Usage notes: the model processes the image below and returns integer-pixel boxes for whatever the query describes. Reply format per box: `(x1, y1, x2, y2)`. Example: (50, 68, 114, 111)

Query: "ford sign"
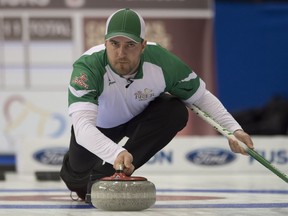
(186, 148, 236, 166)
(33, 147, 68, 165)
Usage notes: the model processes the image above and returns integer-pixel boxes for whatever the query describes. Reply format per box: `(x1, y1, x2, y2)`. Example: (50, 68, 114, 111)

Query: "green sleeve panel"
(68, 51, 106, 106)
(143, 44, 201, 100)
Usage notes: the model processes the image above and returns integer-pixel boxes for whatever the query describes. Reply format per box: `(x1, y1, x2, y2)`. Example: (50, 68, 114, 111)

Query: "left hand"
(228, 129, 254, 155)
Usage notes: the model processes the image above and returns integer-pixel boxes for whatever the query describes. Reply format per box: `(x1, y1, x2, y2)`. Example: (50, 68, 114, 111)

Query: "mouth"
(117, 59, 129, 63)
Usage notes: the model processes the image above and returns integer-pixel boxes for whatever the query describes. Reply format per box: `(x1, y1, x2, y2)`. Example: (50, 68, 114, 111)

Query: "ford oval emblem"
(33, 147, 68, 165)
(186, 148, 236, 166)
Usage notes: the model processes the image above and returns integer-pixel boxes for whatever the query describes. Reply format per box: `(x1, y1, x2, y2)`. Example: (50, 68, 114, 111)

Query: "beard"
(113, 59, 139, 76)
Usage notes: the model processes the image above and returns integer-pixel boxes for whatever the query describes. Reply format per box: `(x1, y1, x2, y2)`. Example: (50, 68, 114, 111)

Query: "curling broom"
(191, 104, 288, 183)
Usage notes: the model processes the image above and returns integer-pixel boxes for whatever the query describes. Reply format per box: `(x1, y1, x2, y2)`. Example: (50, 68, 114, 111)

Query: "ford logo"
(186, 148, 236, 166)
(33, 147, 68, 165)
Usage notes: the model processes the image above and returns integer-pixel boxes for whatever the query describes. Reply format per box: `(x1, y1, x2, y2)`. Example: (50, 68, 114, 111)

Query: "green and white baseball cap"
(105, 8, 145, 43)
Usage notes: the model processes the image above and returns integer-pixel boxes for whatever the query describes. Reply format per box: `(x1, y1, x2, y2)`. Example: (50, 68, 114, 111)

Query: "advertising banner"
(15, 136, 288, 178)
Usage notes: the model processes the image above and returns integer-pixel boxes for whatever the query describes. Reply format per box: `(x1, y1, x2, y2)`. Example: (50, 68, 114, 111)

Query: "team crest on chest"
(135, 88, 154, 101)
(72, 73, 89, 89)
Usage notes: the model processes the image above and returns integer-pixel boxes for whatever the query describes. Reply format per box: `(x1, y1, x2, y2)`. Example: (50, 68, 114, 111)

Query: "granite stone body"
(91, 174, 156, 211)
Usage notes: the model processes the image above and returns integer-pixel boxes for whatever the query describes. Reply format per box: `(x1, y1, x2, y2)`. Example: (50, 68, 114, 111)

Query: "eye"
(110, 40, 119, 47)
(127, 42, 136, 48)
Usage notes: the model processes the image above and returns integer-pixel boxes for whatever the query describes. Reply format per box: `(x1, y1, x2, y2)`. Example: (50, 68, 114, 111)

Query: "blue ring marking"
(0, 203, 288, 209)
(0, 189, 288, 194)
(157, 189, 288, 194)
(0, 205, 93, 209)
(1, 188, 288, 194)
(0, 189, 69, 193)
(154, 203, 288, 208)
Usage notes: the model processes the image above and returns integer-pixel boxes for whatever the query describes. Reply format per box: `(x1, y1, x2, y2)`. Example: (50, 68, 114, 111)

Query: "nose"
(118, 45, 126, 57)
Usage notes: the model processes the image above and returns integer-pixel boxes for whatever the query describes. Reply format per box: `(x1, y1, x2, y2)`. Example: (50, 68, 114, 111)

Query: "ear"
(141, 40, 147, 53)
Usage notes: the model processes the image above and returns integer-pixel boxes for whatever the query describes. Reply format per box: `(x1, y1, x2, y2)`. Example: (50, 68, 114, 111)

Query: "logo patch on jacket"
(135, 88, 154, 101)
(72, 73, 89, 89)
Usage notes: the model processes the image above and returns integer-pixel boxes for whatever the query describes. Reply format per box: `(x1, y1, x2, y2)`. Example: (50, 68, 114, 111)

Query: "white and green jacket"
(69, 42, 205, 127)
(68, 42, 241, 164)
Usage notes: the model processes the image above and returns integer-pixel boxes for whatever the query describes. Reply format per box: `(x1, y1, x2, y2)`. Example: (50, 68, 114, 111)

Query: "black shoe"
(60, 153, 90, 201)
(85, 173, 107, 203)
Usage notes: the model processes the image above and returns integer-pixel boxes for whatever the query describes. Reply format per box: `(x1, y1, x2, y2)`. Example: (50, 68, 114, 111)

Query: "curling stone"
(91, 165, 156, 211)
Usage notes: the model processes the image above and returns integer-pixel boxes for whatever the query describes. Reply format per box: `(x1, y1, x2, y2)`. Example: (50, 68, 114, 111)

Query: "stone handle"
(117, 163, 124, 172)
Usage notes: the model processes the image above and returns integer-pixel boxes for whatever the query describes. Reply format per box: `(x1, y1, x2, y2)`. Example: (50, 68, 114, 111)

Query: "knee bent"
(167, 98, 189, 128)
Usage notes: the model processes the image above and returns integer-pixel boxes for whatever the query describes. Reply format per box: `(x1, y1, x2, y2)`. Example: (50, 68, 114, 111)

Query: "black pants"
(60, 94, 188, 198)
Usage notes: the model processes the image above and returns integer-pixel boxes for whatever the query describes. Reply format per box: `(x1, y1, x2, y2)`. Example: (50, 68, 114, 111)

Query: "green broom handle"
(191, 104, 288, 183)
